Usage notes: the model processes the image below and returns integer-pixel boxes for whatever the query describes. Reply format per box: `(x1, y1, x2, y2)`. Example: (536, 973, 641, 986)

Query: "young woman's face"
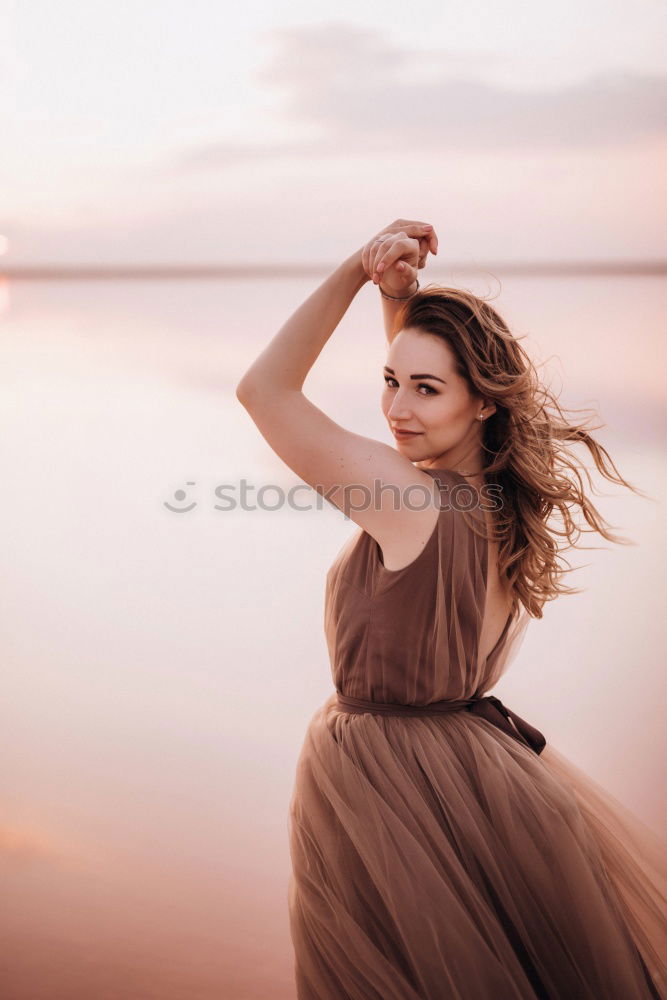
(381, 327, 491, 467)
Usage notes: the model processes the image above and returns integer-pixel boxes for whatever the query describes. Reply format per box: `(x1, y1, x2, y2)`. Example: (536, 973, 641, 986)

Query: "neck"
(417, 445, 485, 479)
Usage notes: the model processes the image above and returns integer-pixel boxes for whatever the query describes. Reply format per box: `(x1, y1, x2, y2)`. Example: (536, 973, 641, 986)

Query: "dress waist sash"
(335, 692, 546, 756)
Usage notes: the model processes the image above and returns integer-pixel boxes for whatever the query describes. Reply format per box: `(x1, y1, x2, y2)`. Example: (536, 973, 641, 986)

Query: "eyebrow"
(383, 366, 447, 385)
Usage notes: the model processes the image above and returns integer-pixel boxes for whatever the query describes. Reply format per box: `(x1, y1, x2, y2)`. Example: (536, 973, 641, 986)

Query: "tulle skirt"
(287, 692, 667, 999)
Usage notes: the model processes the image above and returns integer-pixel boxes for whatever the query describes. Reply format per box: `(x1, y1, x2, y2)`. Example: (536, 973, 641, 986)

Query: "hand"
(361, 219, 438, 297)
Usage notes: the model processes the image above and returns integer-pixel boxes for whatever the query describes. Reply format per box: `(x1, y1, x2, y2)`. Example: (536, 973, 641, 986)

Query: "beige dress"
(288, 467, 667, 998)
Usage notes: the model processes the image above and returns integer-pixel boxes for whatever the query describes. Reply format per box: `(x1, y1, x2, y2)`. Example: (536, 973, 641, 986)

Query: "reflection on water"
(1, 273, 665, 998)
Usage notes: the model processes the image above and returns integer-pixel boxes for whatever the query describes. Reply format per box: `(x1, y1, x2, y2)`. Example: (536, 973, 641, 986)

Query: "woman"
(236, 219, 666, 998)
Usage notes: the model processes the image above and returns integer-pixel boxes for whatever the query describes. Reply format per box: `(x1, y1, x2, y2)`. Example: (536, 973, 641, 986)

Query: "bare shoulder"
(236, 385, 442, 545)
(372, 465, 446, 571)
(363, 461, 444, 569)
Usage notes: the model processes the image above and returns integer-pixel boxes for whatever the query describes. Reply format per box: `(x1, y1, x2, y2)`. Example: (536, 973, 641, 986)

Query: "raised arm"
(380, 280, 419, 343)
(234, 221, 441, 544)
(362, 224, 438, 342)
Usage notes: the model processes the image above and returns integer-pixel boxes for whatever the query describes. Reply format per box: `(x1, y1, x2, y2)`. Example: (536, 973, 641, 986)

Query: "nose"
(387, 392, 413, 420)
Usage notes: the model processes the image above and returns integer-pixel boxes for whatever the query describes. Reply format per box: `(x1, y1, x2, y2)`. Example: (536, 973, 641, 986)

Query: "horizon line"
(1, 259, 666, 280)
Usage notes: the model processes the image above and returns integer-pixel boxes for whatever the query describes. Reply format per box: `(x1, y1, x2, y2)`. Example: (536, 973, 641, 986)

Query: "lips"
(392, 428, 421, 436)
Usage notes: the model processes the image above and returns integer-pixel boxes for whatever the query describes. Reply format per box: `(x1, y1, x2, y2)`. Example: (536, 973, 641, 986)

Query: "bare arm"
(233, 224, 441, 542)
(380, 278, 419, 343)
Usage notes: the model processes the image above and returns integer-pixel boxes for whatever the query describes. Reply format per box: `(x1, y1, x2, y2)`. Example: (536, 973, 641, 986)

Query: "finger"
(413, 225, 437, 255)
(369, 241, 382, 278)
(364, 240, 380, 276)
(376, 237, 415, 270)
(370, 238, 386, 274)
(401, 222, 434, 241)
(403, 221, 438, 255)
(363, 236, 389, 277)
(371, 235, 396, 279)
(410, 234, 433, 269)
(396, 261, 418, 281)
(376, 238, 419, 274)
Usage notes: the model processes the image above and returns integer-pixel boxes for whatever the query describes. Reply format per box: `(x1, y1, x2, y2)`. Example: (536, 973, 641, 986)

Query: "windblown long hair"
(393, 285, 647, 619)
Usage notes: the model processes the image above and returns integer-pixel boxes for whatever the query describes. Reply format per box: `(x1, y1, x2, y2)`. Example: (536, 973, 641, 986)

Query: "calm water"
(0, 272, 665, 998)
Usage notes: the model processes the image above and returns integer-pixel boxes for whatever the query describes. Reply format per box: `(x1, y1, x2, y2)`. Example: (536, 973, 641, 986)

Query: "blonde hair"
(394, 284, 648, 619)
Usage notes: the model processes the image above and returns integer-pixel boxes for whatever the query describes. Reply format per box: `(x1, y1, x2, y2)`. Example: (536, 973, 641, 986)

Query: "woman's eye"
(383, 376, 436, 396)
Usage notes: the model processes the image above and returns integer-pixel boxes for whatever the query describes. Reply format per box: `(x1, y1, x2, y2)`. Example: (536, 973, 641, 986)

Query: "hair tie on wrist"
(379, 279, 420, 301)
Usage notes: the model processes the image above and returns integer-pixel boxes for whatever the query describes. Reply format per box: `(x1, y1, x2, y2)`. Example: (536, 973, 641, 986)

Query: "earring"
(478, 414, 485, 421)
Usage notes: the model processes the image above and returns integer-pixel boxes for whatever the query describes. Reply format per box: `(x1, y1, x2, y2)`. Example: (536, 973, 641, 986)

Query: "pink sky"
(2, 7, 666, 265)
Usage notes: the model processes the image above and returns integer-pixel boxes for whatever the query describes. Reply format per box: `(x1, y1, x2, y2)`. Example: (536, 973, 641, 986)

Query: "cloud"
(179, 23, 667, 169)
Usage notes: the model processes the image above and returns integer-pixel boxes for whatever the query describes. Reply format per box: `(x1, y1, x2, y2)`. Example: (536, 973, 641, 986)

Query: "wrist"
(342, 248, 371, 290)
(379, 278, 419, 300)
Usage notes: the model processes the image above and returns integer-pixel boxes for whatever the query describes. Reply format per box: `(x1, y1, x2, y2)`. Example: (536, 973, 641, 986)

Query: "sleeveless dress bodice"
(324, 467, 526, 706)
